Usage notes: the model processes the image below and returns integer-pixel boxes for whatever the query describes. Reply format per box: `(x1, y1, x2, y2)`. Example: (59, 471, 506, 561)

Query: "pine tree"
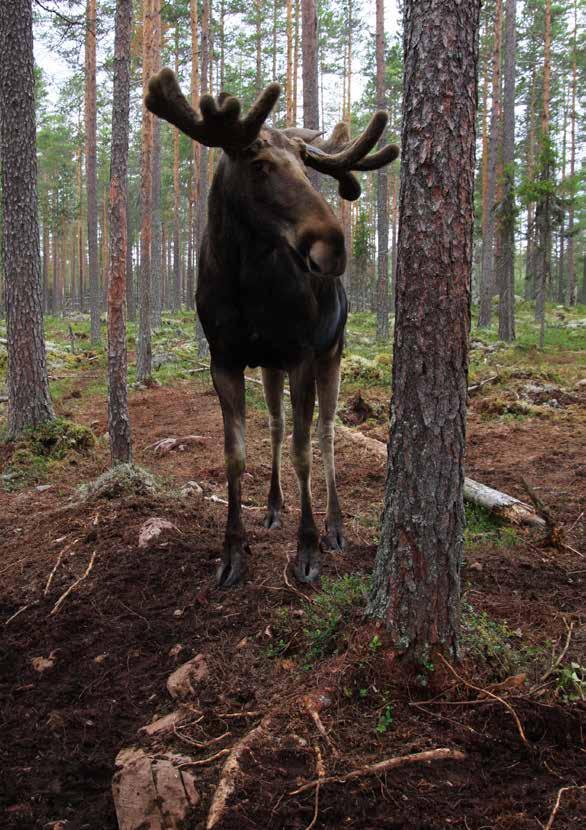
(368, 0, 481, 660)
(0, 0, 55, 437)
(107, 0, 133, 464)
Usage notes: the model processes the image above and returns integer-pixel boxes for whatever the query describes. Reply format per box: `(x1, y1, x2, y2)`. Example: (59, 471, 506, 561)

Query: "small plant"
(461, 599, 539, 680)
(555, 662, 585, 702)
(303, 573, 370, 665)
(375, 705, 394, 734)
(265, 639, 289, 659)
(369, 634, 382, 653)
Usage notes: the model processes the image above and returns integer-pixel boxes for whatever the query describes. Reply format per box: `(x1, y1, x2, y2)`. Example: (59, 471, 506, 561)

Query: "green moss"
(79, 463, 160, 500)
(303, 573, 370, 664)
(464, 503, 518, 548)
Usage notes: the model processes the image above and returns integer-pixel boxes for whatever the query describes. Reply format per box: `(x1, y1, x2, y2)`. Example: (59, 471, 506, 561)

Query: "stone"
(112, 747, 199, 830)
(167, 654, 209, 700)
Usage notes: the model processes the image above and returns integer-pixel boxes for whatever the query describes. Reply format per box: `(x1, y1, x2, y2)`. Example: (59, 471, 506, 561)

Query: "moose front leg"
(316, 350, 345, 551)
(261, 368, 286, 529)
(211, 362, 249, 587)
(288, 363, 320, 583)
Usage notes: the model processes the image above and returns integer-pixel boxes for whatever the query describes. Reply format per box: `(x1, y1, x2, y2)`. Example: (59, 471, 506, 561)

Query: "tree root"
(289, 747, 467, 795)
(544, 785, 586, 830)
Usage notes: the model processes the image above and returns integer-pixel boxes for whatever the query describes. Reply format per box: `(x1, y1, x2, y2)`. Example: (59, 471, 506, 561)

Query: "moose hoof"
(321, 524, 346, 552)
(263, 509, 283, 530)
(216, 543, 250, 588)
(293, 550, 320, 584)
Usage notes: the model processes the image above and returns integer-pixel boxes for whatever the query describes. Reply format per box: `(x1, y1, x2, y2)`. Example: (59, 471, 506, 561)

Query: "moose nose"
(307, 239, 347, 277)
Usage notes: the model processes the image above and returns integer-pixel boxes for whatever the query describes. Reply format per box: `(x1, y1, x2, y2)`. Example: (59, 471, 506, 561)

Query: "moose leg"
(316, 350, 346, 551)
(211, 362, 249, 587)
(261, 367, 285, 529)
(288, 363, 320, 583)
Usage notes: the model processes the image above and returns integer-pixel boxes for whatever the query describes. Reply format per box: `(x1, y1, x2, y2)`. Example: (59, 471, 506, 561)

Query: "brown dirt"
(1, 380, 584, 829)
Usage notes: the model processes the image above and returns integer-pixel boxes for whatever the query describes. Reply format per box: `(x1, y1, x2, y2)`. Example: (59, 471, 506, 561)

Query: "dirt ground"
(1, 377, 584, 829)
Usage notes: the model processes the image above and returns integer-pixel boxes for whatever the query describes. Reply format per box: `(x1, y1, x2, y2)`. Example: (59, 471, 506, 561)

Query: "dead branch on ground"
(544, 785, 586, 830)
(289, 747, 466, 795)
(50, 551, 96, 616)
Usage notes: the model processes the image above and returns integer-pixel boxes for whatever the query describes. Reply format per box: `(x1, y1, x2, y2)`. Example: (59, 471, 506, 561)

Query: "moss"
(341, 355, 385, 385)
(24, 417, 95, 458)
(2, 448, 49, 490)
(79, 463, 161, 500)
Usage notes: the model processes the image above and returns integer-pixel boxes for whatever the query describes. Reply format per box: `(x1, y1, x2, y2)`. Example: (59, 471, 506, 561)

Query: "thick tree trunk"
(301, 0, 319, 187)
(151, 0, 162, 328)
(367, 0, 480, 661)
(196, 0, 210, 358)
(137, 0, 153, 382)
(478, 0, 502, 329)
(497, 0, 516, 342)
(566, 1, 577, 306)
(375, 0, 389, 342)
(0, 0, 54, 437)
(534, 0, 552, 346)
(85, 0, 100, 344)
(107, 0, 133, 465)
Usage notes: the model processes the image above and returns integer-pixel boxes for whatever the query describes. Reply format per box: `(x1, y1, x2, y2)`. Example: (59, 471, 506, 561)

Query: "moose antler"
(302, 113, 399, 201)
(145, 68, 280, 154)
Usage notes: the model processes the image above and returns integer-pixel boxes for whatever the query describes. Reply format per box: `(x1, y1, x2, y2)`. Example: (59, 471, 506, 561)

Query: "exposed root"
(206, 718, 271, 829)
(544, 785, 586, 830)
(178, 748, 231, 768)
(290, 747, 467, 795)
(305, 746, 326, 830)
(49, 551, 96, 616)
(437, 655, 530, 750)
(44, 538, 79, 595)
(303, 690, 339, 757)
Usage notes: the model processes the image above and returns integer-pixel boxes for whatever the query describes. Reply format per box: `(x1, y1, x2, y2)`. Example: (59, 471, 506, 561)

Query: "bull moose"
(145, 70, 398, 586)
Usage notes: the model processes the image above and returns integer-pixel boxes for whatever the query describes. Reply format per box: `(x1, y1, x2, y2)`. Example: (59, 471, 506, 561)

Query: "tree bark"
(367, 0, 480, 661)
(137, 0, 153, 382)
(478, 0, 502, 328)
(107, 0, 133, 465)
(301, 0, 319, 187)
(566, 0, 577, 306)
(196, 0, 211, 358)
(85, 0, 100, 344)
(375, 0, 389, 342)
(0, 0, 54, 437)
(497, 0, 516, 342)
(534, 0, 552, 346)
(151, 0, 162, 328)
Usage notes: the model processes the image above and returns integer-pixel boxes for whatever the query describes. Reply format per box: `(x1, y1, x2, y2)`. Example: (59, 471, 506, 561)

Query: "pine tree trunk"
(137, 0, 153, 382)
(375, 0, 389, 342)
(286, 0, 294, 125)
(0, 0, 54, 437)
(196, 0, 211, 358)
(478, 0, 502, 328)
(566, 0, 577, 306)
(497, 0, 516, 342)
(557, 83, 568, 305)
(255, 0, 262, 95)
(524, 67, 537, 301)
(125, 202, 135, 321)
(534, 0, 551, 345)
(190, 0, 201, 311)
(301, 0, 319, 187)
(107, 0, 133, 465)
(367, 0, 480, 661)
(151, 0, 162, 328)
(85, 0, 100, 344)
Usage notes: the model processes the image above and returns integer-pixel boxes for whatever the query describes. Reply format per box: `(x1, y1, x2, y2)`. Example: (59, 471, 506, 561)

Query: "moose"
(146, 69, 398, 587)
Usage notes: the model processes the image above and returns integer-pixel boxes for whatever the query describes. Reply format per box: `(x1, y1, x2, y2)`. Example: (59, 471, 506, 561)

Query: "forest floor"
(0, 303, 585, 829)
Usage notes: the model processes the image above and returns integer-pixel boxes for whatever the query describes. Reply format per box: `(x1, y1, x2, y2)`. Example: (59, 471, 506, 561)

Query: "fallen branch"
(4, 601, 38, 626)
(544, 785, 586, 830)
(50, 551, 96, 616)
(337, 425, 546, 529)
(290, 747, 466, 795)
(467, 375, 499, 396)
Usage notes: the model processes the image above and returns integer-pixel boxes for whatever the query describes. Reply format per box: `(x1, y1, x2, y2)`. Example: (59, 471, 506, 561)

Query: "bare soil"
(1, 379, 584, 829)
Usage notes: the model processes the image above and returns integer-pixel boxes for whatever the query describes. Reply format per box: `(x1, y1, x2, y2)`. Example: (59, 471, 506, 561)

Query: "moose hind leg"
(316, 350, 345, 551)
(261, 368, 286, 529)
(211, 363, 249, 587)
(289, 363, 320, 583)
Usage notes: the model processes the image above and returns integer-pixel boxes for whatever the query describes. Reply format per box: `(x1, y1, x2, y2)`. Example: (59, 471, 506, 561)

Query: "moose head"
(145, 68, 399, 278)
